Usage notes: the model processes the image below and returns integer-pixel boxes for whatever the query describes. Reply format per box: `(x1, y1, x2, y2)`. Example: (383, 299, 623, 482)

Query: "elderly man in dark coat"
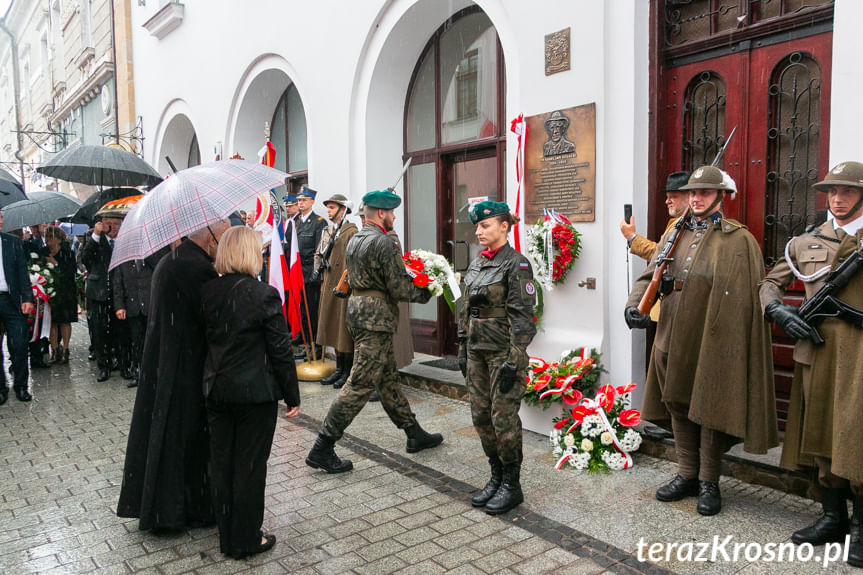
(116, 221, 230, 532)
(624, 166, 778, 516)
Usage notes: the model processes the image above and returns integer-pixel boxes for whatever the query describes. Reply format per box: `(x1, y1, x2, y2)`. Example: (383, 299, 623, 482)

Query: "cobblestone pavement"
(0, 324, 858, 574)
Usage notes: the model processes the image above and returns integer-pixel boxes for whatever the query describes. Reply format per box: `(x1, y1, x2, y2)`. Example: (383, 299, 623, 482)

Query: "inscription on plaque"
(524, 103, 596, 223)
(545, 28, 571, 75)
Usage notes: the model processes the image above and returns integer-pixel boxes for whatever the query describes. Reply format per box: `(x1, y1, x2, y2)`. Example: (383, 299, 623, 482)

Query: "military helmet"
(679, 165, 735, 191)
(544, 110, 570, 130)
(323, 193, 353, 214)
(813, 162, 863, 191)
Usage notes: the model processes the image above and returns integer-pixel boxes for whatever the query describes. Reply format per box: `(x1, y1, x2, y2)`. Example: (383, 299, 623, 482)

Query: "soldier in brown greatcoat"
(759, 161, 863, 568)
(624, 166, 778, 516)
(314, 194, 358, 389)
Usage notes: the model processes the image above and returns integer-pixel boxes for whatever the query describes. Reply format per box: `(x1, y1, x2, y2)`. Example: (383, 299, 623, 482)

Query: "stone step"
(399, 358, 819, 501)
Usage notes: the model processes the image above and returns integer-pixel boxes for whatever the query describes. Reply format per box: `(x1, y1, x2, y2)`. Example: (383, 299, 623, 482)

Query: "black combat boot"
(484, 464, 523, 515)
(333, 354, 353, 390)
(655, 474, 699, 502)
(697, 481, 722, 516)
(471, 458, 503, 507)
(321, 354, 343, 386)
(305, 435, 353, 474)
(792, 487, 850, 545)
(846, 496, 862, 568)
(404, 422, 443, 453)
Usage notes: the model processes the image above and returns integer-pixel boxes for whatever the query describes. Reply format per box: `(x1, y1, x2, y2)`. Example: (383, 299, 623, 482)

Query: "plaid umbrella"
(109, 160, 289, 270)
(36, 145, 163, 188)
(1, 191, 83, 231)
(0, 166, 28, 208)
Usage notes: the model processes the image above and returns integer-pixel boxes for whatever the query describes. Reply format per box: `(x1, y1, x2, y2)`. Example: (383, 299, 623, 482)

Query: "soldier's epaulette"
(719, 218, 747, 232)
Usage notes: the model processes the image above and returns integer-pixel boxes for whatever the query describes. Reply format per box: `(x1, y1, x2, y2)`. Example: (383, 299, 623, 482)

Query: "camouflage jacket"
(346, 222, 431, 333)
(458, 243, 537, 367)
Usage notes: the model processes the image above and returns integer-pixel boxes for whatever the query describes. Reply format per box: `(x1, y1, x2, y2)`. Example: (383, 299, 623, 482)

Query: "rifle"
(637, 209, 690, 315)
(333, 269, 350, 299)
(797, 243, 863, 345)
(313, 209, 347, 280)
(711, 126, 737, 167)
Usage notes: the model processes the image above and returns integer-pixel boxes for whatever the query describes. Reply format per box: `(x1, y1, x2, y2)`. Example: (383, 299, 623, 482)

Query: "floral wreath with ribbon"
(525, 209, 581, 291)
(549, 383, 643, 472)
(523, 347, 603, 409)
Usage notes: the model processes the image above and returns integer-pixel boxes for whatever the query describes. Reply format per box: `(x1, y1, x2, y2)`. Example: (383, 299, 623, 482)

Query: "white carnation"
(571, 452, 591, 470)
(601, 451, 627, 471)
(619, 429, 642, 452)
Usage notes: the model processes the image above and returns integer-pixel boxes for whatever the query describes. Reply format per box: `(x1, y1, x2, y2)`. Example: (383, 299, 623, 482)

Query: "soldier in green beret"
(624, 166, 778, 516)
(759, 161, 863, 567)
(459, 201, 537, 515)
(305, 189, 444, 473)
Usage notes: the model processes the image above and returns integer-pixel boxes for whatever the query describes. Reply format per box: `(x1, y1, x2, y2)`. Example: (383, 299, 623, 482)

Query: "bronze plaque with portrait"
(524, 103, 596, 223)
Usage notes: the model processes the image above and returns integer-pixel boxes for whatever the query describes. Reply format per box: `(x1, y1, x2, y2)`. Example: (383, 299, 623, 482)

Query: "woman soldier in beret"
(459, 201, 537, 515)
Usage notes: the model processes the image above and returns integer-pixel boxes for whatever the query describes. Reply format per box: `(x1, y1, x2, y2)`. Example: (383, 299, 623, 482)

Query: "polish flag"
(268, 214, 289, 316)
(284, 222, 304, 337)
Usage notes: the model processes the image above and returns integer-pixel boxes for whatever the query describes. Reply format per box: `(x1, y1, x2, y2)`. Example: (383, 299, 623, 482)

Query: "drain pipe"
(0, 16, 26, 187)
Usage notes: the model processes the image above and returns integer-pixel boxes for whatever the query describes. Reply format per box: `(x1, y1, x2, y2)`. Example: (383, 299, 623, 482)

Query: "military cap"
(813, 161, 863, 191)
(362, 189, 401, 210)
(296, 185, 318, 199)
(664, 171, 691, 192)
(469, 200, 511, 224)
(545, 110, 570, 130)
(323, 193, 353, 214)
(679, 165, 734, 191)
(283, 194, 298, 206)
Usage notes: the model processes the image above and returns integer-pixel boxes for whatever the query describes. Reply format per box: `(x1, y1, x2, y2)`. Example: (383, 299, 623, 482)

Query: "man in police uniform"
(759, 161, 863, 568)
(624, 166, 777, 516)
(294, 186, 327, 359)
(281, 194, 298, 257)
(305, 189, 444, 473)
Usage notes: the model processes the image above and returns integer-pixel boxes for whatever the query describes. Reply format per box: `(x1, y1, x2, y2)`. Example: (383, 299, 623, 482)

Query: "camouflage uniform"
(458, 243, 536, 465)
(319, 222, 431, 441)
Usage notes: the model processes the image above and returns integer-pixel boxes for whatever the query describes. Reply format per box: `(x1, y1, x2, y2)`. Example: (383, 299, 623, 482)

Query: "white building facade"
(131, 0, 859, 416)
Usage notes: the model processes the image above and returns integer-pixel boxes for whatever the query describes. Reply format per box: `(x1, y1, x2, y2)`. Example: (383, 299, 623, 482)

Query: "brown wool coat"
(760, 225, 863, 483)
(627, 217, 778, 454)
(316, 221, 358, 353)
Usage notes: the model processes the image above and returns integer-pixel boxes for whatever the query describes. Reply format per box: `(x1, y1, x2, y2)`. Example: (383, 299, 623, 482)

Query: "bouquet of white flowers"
(403, 249, 462, 312)
(29, 259, 56, 300)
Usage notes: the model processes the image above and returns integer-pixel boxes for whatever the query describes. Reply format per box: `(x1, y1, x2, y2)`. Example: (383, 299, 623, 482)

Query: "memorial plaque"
(524, 103, 596, 223)
(545, 28, 571, 75)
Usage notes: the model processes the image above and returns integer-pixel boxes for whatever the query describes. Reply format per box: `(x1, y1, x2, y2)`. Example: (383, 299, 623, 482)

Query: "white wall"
(828, 0, 862, 166)
(132, 0, 649, 384)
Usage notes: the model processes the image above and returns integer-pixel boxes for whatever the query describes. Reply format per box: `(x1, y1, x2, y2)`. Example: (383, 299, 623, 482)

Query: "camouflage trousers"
(466, 348, 526, 466)
(320, 327, 416, 442)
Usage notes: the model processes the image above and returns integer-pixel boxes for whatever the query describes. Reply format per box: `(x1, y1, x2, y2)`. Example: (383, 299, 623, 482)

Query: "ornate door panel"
(654, 0, 834, 428)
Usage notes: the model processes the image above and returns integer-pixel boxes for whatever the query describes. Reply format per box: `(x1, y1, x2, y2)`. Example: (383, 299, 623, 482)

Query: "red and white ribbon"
(563, 393, 633, 470)
(510, 115, 527, 252)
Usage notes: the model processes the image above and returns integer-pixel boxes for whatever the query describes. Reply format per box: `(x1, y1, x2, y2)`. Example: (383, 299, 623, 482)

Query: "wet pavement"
(0, 322, 858, 574)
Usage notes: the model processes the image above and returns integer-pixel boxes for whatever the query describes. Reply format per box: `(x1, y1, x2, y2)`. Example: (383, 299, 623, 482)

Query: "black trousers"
(207, 400, 278, 556)
(89, 301, 126, 369)
(122, 315, 147, 375)
(0, 294, 30, 391)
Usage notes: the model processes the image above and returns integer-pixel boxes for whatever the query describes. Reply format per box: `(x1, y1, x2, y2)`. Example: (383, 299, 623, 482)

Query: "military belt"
(469, 307, 507, 319)
(352, 288, 389, 300)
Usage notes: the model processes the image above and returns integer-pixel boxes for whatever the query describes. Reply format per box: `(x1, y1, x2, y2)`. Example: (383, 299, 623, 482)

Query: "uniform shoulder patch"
(721, 218, 747, 232)
(519, 262, 530, 270)
(520, 278, 536, 304)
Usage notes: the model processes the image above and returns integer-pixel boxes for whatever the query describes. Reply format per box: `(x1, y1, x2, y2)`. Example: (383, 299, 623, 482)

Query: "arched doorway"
(157, 113, 200, 175)
(404, 7, 506, 356)
(270, 83, 308, 193)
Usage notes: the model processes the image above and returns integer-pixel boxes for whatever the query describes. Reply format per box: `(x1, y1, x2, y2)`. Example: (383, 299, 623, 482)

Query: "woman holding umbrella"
(43, 226, 78, 363)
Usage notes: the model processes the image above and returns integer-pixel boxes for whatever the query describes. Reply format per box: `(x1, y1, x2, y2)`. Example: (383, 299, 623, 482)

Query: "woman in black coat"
(201, 226, 300, 559)
(44, 226, 78, 363)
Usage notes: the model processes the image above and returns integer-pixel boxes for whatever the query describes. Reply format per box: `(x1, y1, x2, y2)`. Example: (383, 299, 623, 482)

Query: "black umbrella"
(71, 187, 142, 224)
(1, 191, 83, 231)
(0, 166, 28, 208)
(36, 145, 163, 188)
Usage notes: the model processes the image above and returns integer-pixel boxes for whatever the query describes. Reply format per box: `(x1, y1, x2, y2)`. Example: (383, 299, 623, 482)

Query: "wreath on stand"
(526, 210, 582, 292)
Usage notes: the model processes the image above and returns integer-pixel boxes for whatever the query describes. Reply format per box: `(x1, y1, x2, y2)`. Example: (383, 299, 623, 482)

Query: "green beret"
(362, 190, 401, 210)
(469, 201, 511, 224)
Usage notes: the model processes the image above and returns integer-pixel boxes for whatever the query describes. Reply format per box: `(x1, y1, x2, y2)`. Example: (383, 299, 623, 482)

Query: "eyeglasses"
(207, 226, 219, 246)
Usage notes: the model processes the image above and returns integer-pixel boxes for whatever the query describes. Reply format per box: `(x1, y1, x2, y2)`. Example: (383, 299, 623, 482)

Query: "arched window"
(271, 83, 308, 192)
(681, 71, 726, 169)
(403, 7, 505, 355)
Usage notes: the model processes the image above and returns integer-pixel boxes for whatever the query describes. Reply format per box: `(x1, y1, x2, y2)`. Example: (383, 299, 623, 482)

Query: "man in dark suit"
(0, 211, 35, 405)
(294, 186, 327, 360)
(81, 216, 123, 382)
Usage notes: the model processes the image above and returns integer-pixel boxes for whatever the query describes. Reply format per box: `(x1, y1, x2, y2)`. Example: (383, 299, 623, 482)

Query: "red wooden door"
(659, 27, 833, 428)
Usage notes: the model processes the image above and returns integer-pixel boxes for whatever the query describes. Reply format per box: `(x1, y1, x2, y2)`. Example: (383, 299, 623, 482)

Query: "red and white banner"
(285, 223, 304, 337)
(510, 114, 527, 252)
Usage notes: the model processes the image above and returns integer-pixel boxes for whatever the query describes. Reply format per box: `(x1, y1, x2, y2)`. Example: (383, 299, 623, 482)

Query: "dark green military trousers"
(467, 348, 525, 466)
(320, 327, 416, 441)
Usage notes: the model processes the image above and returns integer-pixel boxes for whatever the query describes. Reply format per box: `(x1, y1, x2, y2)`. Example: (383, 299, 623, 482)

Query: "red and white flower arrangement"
(549, 383, 643, 472)
(523, 347, 603, 409)
(525, 209, 581, 290)
(403, 249, 462, 311)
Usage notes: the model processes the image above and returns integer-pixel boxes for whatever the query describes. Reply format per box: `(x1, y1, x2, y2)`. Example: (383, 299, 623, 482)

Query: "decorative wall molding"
(142, 2, 184, 40)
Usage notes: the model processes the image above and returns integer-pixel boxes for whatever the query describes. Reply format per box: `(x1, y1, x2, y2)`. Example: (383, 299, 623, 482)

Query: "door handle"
(455, 240, 469, 272)
(445, 240, 455, 262)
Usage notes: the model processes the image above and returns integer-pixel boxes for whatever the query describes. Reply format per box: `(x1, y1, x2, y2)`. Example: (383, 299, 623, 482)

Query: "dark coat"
(80, 234, 113, 302)
(296, 211, 326, 280)
(116, 240, 217, 530)
(111, 248, 168, 318)
(201, 274, 300, 406)
(1, 232, 34, 306)
(48, 243, 78, 323)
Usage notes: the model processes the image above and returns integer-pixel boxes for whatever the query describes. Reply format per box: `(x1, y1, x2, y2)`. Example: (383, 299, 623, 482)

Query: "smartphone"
(624, 203, 633, 224)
